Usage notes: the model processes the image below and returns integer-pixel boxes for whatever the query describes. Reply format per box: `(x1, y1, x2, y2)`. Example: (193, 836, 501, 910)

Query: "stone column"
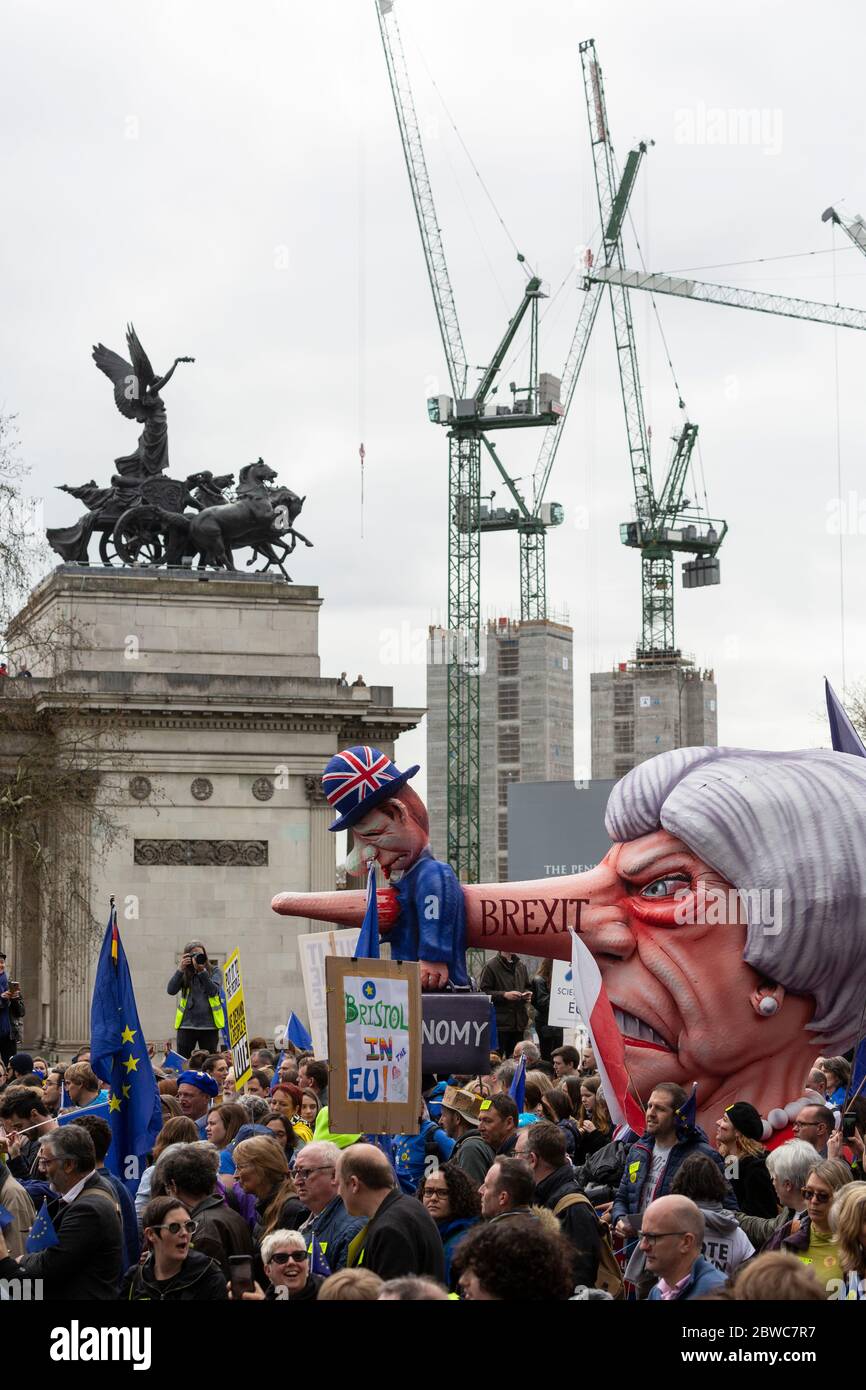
(304, 776, 334, 896)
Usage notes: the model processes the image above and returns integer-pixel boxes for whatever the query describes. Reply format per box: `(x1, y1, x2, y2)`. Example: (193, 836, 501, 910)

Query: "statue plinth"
(11, 565, 323, 679)
(1, 566, 424, 1052)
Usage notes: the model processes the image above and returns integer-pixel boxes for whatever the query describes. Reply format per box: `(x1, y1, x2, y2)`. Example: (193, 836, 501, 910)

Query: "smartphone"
(843, 1111, 857, 1140)
(228, 1254, 255, 1297)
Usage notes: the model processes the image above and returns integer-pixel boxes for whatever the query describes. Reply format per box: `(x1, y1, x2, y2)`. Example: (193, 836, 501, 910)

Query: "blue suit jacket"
(390, 850, 470, 986)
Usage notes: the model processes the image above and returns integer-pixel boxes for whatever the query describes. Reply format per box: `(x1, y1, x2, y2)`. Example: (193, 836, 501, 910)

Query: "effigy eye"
(639, 874, 691, 899)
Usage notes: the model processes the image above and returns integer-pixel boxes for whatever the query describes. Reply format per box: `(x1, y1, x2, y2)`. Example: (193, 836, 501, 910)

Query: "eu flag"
(90, 901, 162, 1195)
(25, 1198, 60, 1253)
(675, 1082, 699, 1139)
(509, 1054, 526, 1112)
(287, 1012, 313, 1052)
(310, 1238, 332, 1278)
(355, 865, 380, 959)
(270, 1013, 314, 1093)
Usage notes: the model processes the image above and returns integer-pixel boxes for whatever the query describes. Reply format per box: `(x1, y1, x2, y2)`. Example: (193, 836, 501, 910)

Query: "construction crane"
(376, 0, 568, 880)
(578, 38, 726, 662)
(822, 205, 866, 257)
(375, 5, 649, 875)
(587, 266, 866, 332)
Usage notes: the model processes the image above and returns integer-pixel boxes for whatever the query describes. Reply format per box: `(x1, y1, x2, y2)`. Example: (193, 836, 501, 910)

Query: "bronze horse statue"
(159, 460, 312, 577)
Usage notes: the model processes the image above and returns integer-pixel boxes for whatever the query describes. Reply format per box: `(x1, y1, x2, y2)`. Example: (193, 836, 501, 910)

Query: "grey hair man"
(294, 1141, 364, 1271)
(737, 1139, 821, 1250)
(0, 1125, 122, 1299)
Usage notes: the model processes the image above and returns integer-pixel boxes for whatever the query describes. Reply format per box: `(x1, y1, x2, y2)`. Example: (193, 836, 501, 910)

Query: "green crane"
(588, 266, 866, 332)
(579, 38, 727, 663)
(822, 205, 866, 258)
(375, 0, 565, 880)
(375, 9, 650, 872)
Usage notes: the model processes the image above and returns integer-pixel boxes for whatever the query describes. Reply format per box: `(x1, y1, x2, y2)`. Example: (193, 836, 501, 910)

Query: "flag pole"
(846, 1072, 866, 1110)
(842, 993, 866, 1111)
(622, 1059, 646, 1119)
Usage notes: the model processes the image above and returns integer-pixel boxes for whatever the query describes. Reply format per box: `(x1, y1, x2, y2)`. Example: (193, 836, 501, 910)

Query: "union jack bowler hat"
(322, 745, 420, 832)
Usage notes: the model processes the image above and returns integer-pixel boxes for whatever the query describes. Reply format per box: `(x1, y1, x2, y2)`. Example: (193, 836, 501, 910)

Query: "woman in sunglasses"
(235, 1228, 325, 1301)
(764, 1158, 854, 1294)
(123, 1196, 228, 1300)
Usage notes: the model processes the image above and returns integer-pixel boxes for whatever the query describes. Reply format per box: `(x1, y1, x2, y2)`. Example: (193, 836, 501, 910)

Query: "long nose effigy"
(461, 870, 610, 957)
(271, 866, 610, 960)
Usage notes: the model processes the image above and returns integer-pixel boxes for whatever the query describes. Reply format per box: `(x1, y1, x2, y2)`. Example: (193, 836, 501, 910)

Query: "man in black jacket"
(339, 1143, 445, 1283)
(155, 1143, 254, 1276)
(516, 1121, 602, 1287)
(0, 1125, 122, 1299)
(479, 952, 531, 1059)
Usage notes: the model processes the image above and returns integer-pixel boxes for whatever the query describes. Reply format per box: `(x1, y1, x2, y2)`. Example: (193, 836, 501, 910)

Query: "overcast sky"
(2, 0, 865, 794)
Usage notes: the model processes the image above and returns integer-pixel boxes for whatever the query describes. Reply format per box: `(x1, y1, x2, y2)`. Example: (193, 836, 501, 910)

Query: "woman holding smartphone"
(166, 941, 224, 1058)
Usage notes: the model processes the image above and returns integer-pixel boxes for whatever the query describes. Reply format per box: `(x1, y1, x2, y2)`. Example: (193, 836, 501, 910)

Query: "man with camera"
(0, 952, 25, 1067)
(166, 940, 225, 1058)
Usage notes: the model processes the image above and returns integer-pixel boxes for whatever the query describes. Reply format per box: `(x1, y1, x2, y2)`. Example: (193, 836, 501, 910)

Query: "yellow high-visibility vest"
(174, 988, 225, 1032)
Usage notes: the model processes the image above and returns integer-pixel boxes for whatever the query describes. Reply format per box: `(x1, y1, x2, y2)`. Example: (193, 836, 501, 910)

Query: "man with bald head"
(337, 1143, 445, 1283)
(642, 1195, 727, 1300)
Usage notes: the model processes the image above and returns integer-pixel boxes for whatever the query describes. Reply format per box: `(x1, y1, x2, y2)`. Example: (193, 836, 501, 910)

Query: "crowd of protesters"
(0, 948, 865, 1301)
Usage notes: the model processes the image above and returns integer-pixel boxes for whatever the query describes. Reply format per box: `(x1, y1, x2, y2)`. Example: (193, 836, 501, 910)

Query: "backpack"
(575, 1137, 628, 1201)
(553, 1192, 625, 1300)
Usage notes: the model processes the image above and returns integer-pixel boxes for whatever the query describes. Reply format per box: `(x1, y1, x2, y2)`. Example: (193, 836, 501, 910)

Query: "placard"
(549, 958, 579, 1029)
(224, 948, 252, 1090)
(299, 927, 360, 1059)
(421, 993, 491, 1073)
(326, 955, 421, 1135)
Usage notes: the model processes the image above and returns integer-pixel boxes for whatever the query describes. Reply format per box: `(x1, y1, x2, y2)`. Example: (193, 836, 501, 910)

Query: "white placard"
(342, 973, 411, 1104)
(549, 958, 579, 1029)
(298, 927, 360, 1058)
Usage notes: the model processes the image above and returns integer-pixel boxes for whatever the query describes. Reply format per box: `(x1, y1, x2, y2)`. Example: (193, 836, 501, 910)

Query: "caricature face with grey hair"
(456, 746, 866, 1130)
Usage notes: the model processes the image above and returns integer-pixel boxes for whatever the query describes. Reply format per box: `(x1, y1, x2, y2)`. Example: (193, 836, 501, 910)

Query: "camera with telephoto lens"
(193, 952, 207, 966)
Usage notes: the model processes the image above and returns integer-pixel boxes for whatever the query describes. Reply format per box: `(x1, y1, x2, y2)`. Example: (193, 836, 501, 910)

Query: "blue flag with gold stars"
(25, 1198, 60, 1253)
(90, 901, 162, 1195)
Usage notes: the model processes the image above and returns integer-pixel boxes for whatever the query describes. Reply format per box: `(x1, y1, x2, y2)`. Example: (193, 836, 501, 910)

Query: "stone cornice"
(0, 686, 425, 739)
(0, 703, 423, 742)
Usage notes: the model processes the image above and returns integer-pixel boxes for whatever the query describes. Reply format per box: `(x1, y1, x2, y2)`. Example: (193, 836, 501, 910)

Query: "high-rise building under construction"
(591, 658, 717, 780)
(427, 618, 573, 882)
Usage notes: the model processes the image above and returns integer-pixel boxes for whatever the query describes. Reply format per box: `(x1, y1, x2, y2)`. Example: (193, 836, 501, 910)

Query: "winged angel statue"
(92, 324, 195, 478)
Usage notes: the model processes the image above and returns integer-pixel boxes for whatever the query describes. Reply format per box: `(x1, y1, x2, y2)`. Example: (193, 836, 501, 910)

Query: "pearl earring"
(758, 995, 779, 1017)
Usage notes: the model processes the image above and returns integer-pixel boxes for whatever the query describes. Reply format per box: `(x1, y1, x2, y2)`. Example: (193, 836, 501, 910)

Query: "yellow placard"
(224, 948, 252, 1090)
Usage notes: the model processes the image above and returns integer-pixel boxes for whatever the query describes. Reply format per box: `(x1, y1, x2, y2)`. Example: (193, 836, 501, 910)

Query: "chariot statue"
(46, 325, 312, 577)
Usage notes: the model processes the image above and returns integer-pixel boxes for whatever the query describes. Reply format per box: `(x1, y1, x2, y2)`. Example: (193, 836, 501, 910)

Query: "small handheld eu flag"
(310, 1238, 332, 1278)
(509, 1054, 526, 1112)
(25, 1198, 60, 1253)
